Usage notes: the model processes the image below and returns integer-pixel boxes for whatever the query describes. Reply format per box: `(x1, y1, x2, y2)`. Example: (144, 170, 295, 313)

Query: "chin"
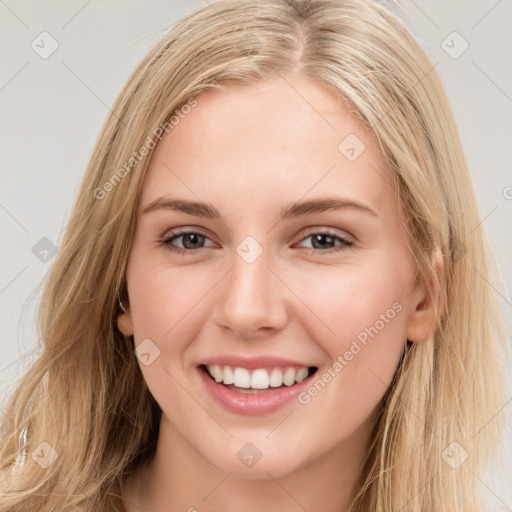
(204, 446, 307, 479)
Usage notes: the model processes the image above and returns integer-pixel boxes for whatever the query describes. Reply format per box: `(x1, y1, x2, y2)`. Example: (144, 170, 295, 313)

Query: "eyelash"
(159, 229, 354, 256)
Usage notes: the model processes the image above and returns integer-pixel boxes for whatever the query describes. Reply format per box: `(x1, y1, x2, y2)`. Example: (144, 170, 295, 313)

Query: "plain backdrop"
(1, 0, 511, 508)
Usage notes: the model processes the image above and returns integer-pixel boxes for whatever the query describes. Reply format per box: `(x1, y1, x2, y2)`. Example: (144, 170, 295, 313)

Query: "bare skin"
(118, 74, 437, 512)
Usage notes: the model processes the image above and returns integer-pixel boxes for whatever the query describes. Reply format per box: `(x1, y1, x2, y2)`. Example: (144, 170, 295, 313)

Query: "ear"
(117, 299, 134, 336)
(406, 248, 445, 343)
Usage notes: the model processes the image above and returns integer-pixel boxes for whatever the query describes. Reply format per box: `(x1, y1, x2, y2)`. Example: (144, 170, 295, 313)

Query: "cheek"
(295, 260, 407, 340)
(127, 254, 213, 339)
(294, 262, 408, 402)
(125, 259, 213, 408)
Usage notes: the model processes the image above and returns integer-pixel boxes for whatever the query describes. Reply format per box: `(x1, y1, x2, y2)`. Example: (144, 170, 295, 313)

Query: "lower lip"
(198, 365, 317, 416)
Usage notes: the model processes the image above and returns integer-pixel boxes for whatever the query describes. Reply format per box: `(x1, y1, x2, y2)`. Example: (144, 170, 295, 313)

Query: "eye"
(159, 228, 354, 256)
(296, 230, 353, 254)
(159, 230, 216, 255)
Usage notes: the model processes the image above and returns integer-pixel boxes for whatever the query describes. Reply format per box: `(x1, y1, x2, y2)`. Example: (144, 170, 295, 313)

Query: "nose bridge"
(213, 237, 287, 336)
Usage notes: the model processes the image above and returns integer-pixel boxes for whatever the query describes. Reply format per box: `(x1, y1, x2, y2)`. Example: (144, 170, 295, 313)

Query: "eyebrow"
(141, 196, 378, 220)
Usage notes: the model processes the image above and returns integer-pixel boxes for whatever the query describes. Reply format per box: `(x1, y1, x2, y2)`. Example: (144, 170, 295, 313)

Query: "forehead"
(141, 76, 394, 218)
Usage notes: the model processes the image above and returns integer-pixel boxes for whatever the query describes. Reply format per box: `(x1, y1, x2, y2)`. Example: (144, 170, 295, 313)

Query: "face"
(117, 74, 435, 479)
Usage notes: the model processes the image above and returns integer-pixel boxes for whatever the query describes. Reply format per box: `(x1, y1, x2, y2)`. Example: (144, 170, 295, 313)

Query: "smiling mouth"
(199, 364, 318, 393)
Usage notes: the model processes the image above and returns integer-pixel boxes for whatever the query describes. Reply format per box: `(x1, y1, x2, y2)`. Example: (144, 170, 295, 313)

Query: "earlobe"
(406, 248, 445, 343)
(117, 301, 134, 336)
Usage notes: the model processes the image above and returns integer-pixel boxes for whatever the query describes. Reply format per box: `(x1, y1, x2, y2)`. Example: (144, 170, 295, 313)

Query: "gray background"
(1, 0, 511, 508)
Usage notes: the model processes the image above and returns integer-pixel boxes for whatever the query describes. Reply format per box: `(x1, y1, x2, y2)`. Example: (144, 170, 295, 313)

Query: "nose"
(212, 248, 289, 339)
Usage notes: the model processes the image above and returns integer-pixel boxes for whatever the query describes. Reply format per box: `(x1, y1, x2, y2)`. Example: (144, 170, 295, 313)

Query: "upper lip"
(200, 355, 317, 370)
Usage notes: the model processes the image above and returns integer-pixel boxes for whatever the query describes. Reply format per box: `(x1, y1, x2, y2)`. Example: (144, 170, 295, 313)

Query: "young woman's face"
(118, 75, 433, 478)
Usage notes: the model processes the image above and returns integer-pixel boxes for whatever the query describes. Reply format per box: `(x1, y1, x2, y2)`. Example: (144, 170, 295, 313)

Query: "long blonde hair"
(0, 0, 507, 510)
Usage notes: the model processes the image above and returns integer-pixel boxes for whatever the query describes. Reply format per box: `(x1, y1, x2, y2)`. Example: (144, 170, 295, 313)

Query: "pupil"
(184, 233, 203, 249)
(312, 234, 334, 249)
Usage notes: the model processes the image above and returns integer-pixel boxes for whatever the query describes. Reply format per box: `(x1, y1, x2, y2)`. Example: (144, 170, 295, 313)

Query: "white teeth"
(222, 365, 234, 385)
(233, 367, 251, 388)
(282, 367, 296, 386)
(269, 368, 283, 387)
(205, 364, 312, 390)
(210, 364, 223, 383)
(295, 367, 309, 383)
(251, 369, 269, 389)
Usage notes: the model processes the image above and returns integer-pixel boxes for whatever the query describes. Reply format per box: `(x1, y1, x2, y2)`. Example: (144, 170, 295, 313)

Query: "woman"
(0, 0, 507, 510)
